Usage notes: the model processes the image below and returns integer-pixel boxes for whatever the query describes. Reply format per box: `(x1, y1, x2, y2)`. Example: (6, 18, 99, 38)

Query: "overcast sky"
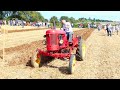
(39, 11, 120, 21)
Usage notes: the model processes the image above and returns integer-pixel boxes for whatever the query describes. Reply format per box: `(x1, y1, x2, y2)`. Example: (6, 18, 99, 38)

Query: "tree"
(89, 17, 91, 21)
(45, 19, 48, 22)
(0, 11, 45, 22)
(60, 16, 70, 22)
(0, 11, 4, 19)
(69, 17, 75, 23)
(75, 19, 79, 23)
(78, 18, 83, 22)
(50, 16, 59, 26)
(50, 16, 60, 26)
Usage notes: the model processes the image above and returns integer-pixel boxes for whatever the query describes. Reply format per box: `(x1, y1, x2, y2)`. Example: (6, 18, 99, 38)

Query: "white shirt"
(115, 25, 119, 30)
(108, 24, 112, 31)
(62, 22, 73, 32)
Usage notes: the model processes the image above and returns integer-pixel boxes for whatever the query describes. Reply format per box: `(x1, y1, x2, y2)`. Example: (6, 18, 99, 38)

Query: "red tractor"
(31, 29, 86, 74)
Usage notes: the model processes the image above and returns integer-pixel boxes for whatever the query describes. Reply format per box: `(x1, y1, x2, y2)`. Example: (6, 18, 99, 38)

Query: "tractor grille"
(50, 34, 57, 45)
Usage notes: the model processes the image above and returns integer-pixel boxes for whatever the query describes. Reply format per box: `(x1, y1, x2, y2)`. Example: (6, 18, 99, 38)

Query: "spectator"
(5, 20, 7, 25)
(39, 21, 41, 27)
(22, 20, 24, 28)
(98, 24, 100, 31)
(45, 22, 47, 27)
(98, 24, 101, 31)
(112, 25, 115, 33)
(115, 25, 119, 35)
(13, 20, 15, 26)
(71, 23, 74, 28)
(15, 19, 18, 26)
(48, 23, 50, 28)
(10, 20, 12, 26)
(2, 20, 4, 25)
(106, 24, 112, 36)
(12, 20, 14, 26)
(0, 20, 2, 28)
(88, 23, 90, 29)
(0, 20, 2, 25)
(104, 25, 107, 34)
(81, 24, 83, 28)
(78, 24, 80, 28)
(8, 20, 10, 25)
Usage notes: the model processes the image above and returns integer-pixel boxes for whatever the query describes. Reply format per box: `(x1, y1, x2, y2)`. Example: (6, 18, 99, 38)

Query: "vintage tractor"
(31, 29, 86, 74)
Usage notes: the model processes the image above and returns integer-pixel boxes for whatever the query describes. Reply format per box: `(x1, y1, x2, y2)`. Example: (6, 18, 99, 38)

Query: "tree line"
(0, 11, 113, 27)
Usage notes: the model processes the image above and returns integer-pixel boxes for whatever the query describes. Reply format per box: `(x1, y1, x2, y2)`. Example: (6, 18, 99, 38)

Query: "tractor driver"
(61, 20, 73, 43)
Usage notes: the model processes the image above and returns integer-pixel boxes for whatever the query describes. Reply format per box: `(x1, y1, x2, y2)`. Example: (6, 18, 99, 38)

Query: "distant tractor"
(31, 29, 86, 74)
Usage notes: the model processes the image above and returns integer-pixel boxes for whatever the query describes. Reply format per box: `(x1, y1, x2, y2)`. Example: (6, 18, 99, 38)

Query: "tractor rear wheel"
(68, 54, 76, 74)
(31, 51, 42, 68)
(76, 36, 86, 61)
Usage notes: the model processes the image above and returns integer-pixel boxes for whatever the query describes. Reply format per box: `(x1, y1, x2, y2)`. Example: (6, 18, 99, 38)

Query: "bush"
(73, 23, 79, 28)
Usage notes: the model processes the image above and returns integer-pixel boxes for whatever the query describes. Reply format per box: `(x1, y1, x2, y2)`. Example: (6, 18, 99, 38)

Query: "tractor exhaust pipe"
(53, 21, 56, 30)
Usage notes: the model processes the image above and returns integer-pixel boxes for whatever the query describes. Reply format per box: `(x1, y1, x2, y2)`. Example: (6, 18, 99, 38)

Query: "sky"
(39, 11, 120, 21)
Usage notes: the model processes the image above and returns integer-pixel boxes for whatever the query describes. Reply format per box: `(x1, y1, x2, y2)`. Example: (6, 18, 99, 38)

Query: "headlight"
(59, 40, 64, 44)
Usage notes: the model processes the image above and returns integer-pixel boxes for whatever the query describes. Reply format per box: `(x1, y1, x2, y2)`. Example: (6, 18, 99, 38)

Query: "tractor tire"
(76, 36, 86, 61)
(68, 54, 76, 74)
(31, 51, 42, 68)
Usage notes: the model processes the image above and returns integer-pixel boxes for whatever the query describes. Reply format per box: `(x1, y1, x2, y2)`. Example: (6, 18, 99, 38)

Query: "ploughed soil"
(0, 28, 94, 66)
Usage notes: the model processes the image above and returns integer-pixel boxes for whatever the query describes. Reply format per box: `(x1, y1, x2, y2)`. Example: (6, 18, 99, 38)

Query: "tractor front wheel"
(31, 51, 42, 68)
(68, 54, 76, 74)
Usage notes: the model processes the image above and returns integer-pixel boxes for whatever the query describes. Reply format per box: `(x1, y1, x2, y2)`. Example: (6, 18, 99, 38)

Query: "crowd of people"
(86, 22, 120, 37)
(97, 23, 120, 36)
(0, 19, 50, 28)
(104, 24, 120, 36)
(0, 18, 119, 37)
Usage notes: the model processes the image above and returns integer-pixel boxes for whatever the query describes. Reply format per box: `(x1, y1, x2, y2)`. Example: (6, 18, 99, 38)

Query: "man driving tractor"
(31, 19, 85, 74)
(61, 20, 73, 44)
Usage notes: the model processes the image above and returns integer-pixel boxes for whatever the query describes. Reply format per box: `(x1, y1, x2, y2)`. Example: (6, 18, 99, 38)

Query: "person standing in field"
(4, 20, 6, 25)
(115, 25, 119, 35)
(106, 24, 112, 36)
(71, 23, 74, 28)
(22, 20, 24, 28)
(104, 25, 107, 34)
(48, 23, 50, 28)
(13, 20, 15, 26)
(88, 23, 90, 29)
(98, 24, 101, 31)
(112, 25, 115, 33)
(15, 19, 18, 26)
(0, 20, 2, 28)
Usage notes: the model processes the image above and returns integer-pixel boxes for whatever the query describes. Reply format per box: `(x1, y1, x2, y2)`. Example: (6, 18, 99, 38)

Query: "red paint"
(37, 29, 81, 59)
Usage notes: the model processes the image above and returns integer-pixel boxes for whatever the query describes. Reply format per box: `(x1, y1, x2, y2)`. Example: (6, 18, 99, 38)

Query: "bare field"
(3, 27, 120, 79)
(0, 25, 46, 31)
(0, 27, 88, 65)
(3, 28, 93, 65)
(0, 26, 120, 79)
